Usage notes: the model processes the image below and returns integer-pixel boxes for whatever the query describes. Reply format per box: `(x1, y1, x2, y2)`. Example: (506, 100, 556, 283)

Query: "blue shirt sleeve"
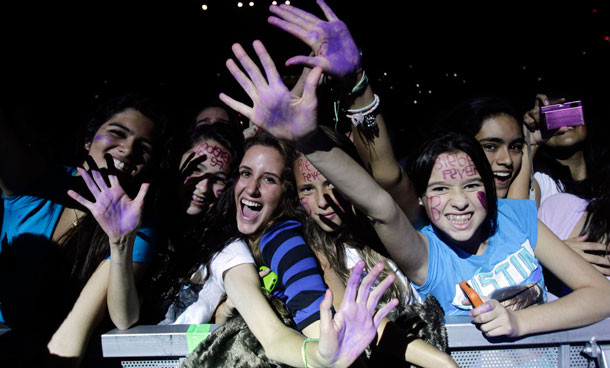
(498, 199, 538, 249)
(260, 220, 327, 331)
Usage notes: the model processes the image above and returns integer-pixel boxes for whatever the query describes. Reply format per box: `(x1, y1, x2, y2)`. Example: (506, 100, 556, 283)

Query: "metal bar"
(446, 316, 610, 348)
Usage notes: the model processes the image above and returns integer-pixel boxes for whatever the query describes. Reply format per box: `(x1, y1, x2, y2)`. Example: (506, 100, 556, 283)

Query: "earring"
(84, 142, 91, 150)
(418, 198, 424, 206)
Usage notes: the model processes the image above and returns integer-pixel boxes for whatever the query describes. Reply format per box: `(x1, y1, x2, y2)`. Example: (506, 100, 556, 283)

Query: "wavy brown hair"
(296, 127, 412, 305)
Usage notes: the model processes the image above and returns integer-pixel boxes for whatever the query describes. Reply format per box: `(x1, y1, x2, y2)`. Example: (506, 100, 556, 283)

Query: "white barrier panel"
(101, 317, 610, 367)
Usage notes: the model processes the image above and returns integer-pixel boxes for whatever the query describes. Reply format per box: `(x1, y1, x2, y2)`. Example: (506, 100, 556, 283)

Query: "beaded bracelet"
(301, 337, 319, 368)
(346, 94, 380, 129)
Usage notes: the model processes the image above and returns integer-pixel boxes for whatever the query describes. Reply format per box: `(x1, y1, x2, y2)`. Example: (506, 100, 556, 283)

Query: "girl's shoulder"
(494, 198, 539, 247)
(261, 219, 302, 242)
(497, 198, 537, 219)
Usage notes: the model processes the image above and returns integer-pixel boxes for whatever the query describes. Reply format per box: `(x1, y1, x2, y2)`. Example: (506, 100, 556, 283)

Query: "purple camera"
(540, 101, 585, 130)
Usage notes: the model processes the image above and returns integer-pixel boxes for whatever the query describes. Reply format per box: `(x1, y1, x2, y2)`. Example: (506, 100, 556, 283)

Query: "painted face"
(234, 145, 285, 235)
(545, 125, 587, 148)
(195, 107, 231, 127)
(475, 114, 524, 198)
(421, 152, 487, 244)
(179, 139, 232, 216)
(294, 156, 342, 232)
(86, 108, 157, 178)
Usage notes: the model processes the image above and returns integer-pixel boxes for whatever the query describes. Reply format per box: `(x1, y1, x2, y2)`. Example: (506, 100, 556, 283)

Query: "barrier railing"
(446, 316, 610, 367)
(97, 317, 608, 367)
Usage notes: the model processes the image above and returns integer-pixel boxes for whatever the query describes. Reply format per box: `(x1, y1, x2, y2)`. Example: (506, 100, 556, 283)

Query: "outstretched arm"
(67, 166, 149, 330)
(268, 0, 422, 224)
(220, 41, 429, 285)
(470, 221, 610, 337)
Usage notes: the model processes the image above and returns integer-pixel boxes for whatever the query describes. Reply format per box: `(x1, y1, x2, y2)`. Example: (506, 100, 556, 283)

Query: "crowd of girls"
(2, 1, 610, 367)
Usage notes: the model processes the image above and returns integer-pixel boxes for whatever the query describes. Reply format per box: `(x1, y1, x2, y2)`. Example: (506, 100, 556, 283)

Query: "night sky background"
(2, 0, 609, 161)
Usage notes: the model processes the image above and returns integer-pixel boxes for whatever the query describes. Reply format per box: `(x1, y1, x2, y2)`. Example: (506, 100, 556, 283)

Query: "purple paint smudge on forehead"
(477, 191, 487, 210)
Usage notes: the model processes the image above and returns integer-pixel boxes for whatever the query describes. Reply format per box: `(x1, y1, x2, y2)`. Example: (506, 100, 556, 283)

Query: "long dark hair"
(153, 123, 245, 300)
(60, 92, 168, 289)
(445, 96, 521, 137)
(533, 92, 596, 195)
(578, 149, 610, 253)
(408, 131, 498, 241)
(300, 127, 412, 304)
(162, 132, 315, 320)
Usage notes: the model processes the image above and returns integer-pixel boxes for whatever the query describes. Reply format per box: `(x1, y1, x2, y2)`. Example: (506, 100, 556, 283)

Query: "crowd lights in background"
(200, 1, 291, 11)
(194, 4, 607, 107)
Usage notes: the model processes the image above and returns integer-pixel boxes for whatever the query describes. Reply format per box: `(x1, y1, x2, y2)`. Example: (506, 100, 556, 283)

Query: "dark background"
(2, 0, 609, 160)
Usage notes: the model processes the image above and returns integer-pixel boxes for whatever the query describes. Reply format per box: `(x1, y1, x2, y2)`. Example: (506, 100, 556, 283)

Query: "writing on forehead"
(434, 153, 474, 170)
(192, 142, 231, 171)
(297, 157, 322, 183)
(441, 166, 478, 180)
(434, 153, 478, 180)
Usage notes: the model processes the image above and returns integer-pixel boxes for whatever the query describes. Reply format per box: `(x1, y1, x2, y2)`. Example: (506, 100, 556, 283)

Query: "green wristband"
(301, 337, 319, 368)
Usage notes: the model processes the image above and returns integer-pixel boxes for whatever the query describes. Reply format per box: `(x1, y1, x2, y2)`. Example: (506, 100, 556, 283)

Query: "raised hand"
(317, 261, 398, 367)
(219, 40, 323, 142)
(523, 93, 567, 145)
(67, 166, 148, 245)
(268, 0, 361, 79)
(470, 296, 520, 338)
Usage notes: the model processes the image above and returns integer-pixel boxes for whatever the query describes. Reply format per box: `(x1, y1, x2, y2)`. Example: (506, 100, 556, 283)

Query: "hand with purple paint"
(318, 260, 398, 367)
(268, 0, 361, 79)
(469, 296, 521, 337)
(68, 167, 149, 246)
(219, 41, 323, 142)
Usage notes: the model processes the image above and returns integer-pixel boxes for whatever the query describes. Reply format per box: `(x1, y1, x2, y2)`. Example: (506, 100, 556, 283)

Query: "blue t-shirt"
(0, 166, 155, 323)
(416, 199, 545, 315)
(260, 220, 327, 331)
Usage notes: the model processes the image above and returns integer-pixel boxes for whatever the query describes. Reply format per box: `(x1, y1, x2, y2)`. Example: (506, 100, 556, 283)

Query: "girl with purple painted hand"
(294, 141, 458, 367)
(174, 131, 397, 367)
(268, 0, 423, 226)
(127, 120, 397, 367)
(0, 93, 167, 365)
(219, 35, 610, 341)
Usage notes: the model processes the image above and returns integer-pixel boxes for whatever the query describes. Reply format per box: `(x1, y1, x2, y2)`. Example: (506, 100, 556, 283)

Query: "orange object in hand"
(460, 281, 483, 308)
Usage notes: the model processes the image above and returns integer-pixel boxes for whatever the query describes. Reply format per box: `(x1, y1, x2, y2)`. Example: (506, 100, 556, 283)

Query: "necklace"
(72, 208, 81, 227)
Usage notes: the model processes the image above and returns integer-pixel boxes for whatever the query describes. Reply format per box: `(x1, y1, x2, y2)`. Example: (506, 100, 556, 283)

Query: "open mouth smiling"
(191, 193, 212, 207)
(446, 213, 473, 229)
(493, 171, 512, 185)
(112, 157, 135, 175)
(240, 198, 263, 220)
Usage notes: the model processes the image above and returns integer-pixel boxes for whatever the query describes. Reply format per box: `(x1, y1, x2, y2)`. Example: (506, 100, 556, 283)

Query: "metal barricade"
(101, 318, 610, 367)
(446, 316, 610, 367)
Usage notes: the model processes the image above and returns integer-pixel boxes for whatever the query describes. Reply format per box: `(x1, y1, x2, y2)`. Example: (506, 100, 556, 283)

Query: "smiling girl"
(0, 93, 166, 365)
(445, 97, 525, 199)
(220, 34, 610, 338)
(175, 132, 397, 367)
